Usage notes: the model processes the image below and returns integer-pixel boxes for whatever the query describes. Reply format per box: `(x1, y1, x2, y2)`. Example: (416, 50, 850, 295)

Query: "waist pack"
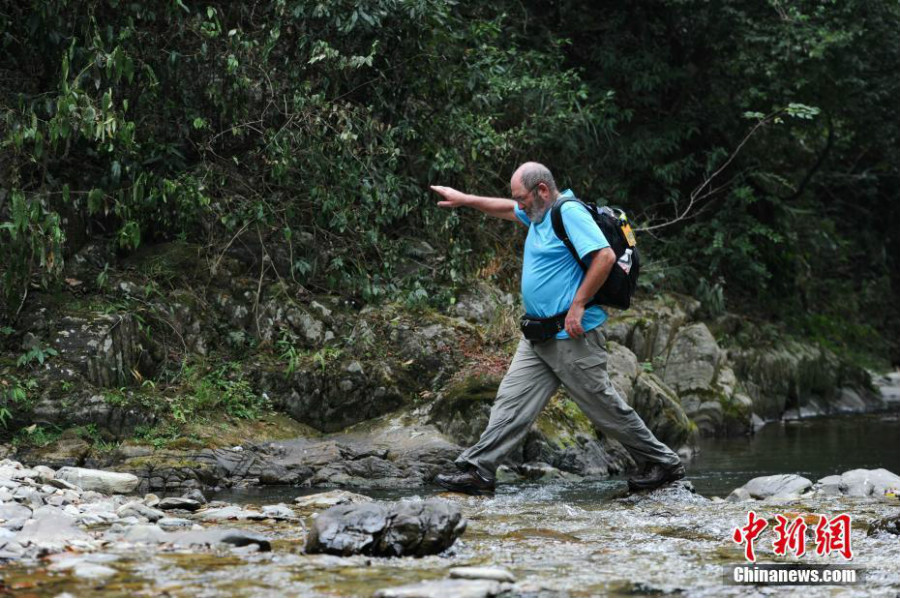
(550, 197, 640, 310)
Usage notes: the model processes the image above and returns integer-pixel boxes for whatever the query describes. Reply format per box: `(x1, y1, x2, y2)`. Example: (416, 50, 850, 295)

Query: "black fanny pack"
(520, 311, 568, 342)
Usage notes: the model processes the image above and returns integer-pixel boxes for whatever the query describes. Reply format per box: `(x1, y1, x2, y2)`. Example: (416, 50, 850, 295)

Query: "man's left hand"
(565, 302, 585, 338)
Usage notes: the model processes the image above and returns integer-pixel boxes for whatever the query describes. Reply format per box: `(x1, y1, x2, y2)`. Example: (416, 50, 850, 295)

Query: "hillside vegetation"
(2, 1, 898, 364)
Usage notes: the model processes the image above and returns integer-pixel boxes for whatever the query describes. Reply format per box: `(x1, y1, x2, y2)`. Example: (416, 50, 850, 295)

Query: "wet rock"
(17, 506, 88, 547)
(374, 579, 505, 598)
(172, 529, 272, 552)
(158, 497, 202, 512)
(630, 373, 696, 449)
(450, 567, 516, 582)
(198, 505, 263, 521)
(622, 480, 706, 504)
(294, 490, 372, 509)
(182, 489, 208, 504)
(116, 501, 166, 522)
(812, 468, 900, 498)
(55, 467, 140, 494)
(729, 474, 812, 500)
(0, 503, 32, 522)
(261, 504, 296, 520)
(158, 517, 194, 531)
(118, 524, 166, 543)
(868, 514, 900, 536)
(306, 499, 465, 557)
(726, 488, 751, 502)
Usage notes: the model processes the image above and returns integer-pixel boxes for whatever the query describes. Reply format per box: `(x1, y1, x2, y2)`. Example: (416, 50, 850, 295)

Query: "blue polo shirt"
(514, 190, 609, 339)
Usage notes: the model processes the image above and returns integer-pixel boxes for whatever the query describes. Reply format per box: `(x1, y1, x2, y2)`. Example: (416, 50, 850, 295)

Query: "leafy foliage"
(1, 1, 897, 360)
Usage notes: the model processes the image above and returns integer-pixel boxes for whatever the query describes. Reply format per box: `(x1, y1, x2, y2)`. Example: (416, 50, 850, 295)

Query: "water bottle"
(618, 248, 633, 274)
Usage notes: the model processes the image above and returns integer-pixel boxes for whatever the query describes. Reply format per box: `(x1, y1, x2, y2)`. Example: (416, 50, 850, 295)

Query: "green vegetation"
(0, 1, 897, 364)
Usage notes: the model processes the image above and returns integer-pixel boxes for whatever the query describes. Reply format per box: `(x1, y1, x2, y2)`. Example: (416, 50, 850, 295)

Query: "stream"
(1, 414, 899, 597)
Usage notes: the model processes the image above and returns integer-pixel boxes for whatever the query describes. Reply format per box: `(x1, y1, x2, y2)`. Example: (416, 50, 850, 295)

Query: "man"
(429, 162, 684, 495)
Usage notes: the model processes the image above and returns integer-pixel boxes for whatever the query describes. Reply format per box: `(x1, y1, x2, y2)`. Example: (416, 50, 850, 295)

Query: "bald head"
(512, 162, 558, 195)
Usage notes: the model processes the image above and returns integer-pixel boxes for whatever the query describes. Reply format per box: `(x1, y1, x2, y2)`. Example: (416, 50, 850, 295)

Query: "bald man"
(430, 162, 683, 495)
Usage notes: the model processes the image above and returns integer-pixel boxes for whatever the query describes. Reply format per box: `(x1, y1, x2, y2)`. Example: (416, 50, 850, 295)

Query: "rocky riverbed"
(2, 458, 899, 598)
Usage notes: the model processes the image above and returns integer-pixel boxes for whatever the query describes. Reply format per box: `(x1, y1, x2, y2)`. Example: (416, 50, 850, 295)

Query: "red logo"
(733, 512, 854, 562)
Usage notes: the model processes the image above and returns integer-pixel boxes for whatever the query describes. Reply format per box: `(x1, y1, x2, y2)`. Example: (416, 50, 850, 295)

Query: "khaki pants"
(456, 327, 680, 479)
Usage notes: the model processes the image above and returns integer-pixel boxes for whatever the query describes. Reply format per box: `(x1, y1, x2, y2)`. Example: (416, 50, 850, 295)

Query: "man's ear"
(536, 181, 550, 199)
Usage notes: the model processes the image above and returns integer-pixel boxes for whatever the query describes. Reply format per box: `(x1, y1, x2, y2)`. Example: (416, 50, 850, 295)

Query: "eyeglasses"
(511, 182, 541, 204)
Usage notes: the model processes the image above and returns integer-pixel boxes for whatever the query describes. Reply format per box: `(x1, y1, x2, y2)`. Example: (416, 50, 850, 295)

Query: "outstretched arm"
(430, 185, 521, 223)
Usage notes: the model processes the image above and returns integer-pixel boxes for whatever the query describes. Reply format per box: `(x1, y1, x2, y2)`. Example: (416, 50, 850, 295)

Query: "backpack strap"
(550, 198, 588, 271)
(550, 197, 604, 310)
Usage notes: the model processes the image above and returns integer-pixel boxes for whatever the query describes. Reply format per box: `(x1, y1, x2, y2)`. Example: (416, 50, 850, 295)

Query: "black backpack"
(550, 197, 640, 310)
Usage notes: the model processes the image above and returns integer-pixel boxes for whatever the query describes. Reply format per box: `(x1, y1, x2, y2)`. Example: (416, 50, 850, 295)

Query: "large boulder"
(629, 373, 696, 450)
(660, 323, 723, 394)
(305, 499, 466, 557)
(812, 469, 900, 498)
(49, 312, 151, 388)
(727, 474, 812, 501)
(55, 467, 140, 494)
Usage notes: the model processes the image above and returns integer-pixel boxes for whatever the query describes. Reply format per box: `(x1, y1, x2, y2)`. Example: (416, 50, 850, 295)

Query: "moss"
(534, 393, 594, 450)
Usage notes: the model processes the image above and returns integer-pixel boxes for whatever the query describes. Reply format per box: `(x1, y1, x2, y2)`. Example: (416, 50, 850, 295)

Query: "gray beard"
(526, 198, 550, 223)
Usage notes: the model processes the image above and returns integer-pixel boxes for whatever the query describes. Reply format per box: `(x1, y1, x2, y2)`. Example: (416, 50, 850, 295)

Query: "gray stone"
(735, 474, 812, 500)
(0, 503, 32, 521)
(813, 469, 900, 498)
(374, 579, 504, 598)
(158, 497, 202, 512)
(661, 323, 722, 393)
(143, 493, 160, 507)
(158, 517, 193, 531)
(182, 489, 207, 504)
(261, 504, 296, 520)
(450, 567, 516, 582)
(116, 501, 166, 522)
(726, 488, 752, 502)
(868, 514, 900, 536)
(294, 490, 373, 509)
(630, 373, 696, 448)
(198, 505, 262, 521)
(56, 467, 139, 494)
(306, 499, 466, 557)
(121, 524, 168, 543)
(171, 529, 272, 552)
(33, 465, 55, 483)
(73, 563, 117, 579)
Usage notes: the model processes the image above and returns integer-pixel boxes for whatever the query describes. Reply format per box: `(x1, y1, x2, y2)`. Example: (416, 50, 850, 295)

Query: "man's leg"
(453, 338, 560, 480)
(538, 327, 681, 469)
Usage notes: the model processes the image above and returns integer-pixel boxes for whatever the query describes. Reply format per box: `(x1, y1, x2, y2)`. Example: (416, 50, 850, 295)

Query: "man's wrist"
(571, 297, 587, 308)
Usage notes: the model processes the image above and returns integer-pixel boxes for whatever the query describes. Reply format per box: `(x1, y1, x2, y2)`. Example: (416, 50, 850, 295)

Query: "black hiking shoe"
(627, 462, 686, 492)
(434, 470, 496, 496)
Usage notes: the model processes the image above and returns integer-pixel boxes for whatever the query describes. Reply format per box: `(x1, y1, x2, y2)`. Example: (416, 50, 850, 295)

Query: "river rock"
(261, 504, 296, 520)
(294, 490, 373, 509)
(157, 517, 193, 531)
(116, 501, 166, 522)
(0, 503, 32, 523)
(729, 474, 812, 500)
(182, 489, 208, 504)
(55, 467, 140, 494)
(868, 514, 900, 536)
(306, 499, 465, 557)
(171, 529, 272, 552)
(158, 497, 202, 512)
(450, 567, 516, 583)
(374, 579, 505, 598)
(812, 469, 900, 498)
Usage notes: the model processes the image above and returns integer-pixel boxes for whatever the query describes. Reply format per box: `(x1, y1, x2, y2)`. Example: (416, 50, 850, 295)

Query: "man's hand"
(565, 301, 586, 338)
(430, 185, 469, 208)
(429, 185, 520, 222)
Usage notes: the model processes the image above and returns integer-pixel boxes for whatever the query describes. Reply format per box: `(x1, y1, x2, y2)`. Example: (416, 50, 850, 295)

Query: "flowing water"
(3, 414, 900, 598)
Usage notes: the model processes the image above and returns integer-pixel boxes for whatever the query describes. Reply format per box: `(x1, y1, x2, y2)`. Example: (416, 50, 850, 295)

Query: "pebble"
(158, 517, 193, 531)
(374, 579, 504, 598)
